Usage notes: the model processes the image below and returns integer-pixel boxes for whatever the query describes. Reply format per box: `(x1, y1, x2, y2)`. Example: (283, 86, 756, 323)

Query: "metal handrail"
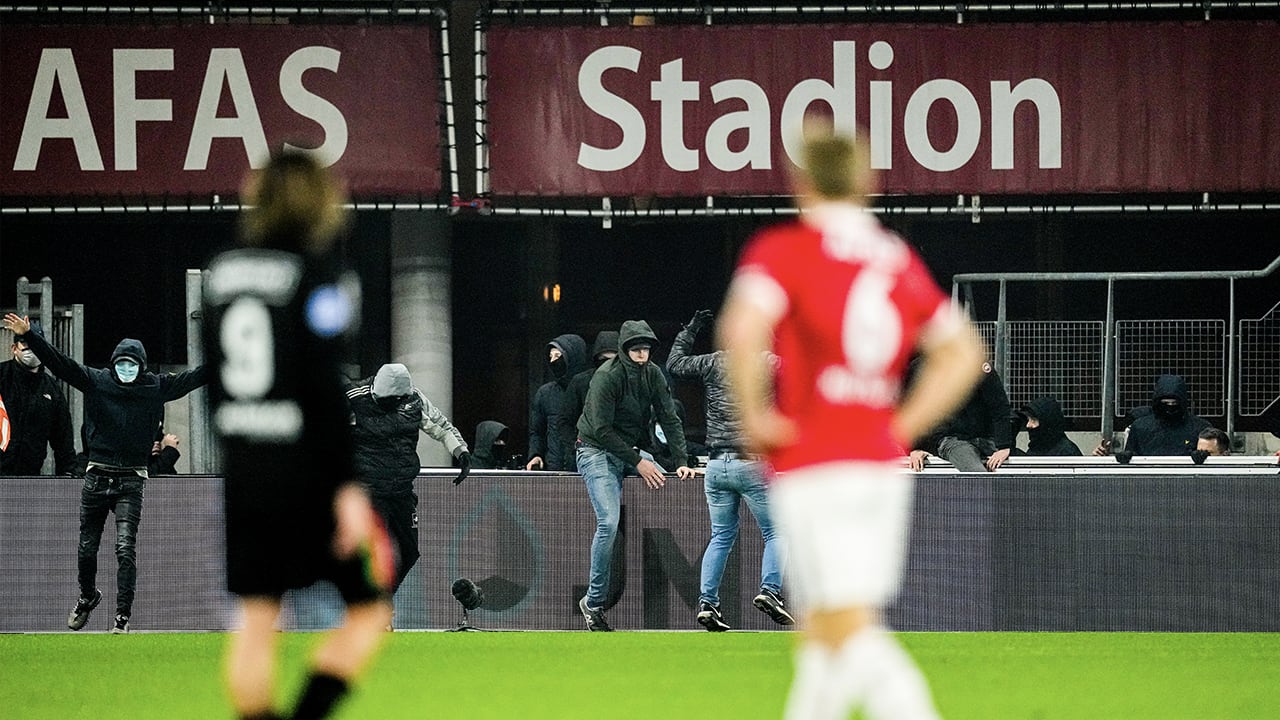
(952, 254, 1280, 442)
(952, 253, 1280, 285)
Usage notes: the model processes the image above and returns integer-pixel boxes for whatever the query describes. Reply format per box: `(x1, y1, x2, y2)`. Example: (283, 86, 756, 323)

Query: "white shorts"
(770, 462, 915, 612)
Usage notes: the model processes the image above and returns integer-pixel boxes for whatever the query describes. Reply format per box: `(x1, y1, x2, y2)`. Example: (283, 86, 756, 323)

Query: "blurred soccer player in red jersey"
(717, 119, 984, 720)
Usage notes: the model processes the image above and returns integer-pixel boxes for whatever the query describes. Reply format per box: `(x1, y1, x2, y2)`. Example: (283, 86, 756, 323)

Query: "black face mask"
(1155, 402, 1184, 421)
(492, 443, 511, 463)
(550, 355, 568, 379)
(376, 395, 404, 412)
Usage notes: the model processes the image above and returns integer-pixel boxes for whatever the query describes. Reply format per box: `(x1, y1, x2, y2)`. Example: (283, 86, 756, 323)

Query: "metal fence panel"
(1239, 303, 1280, 417)
(1006, 321, 1104, 418)
(1115, 319, 1226, 417)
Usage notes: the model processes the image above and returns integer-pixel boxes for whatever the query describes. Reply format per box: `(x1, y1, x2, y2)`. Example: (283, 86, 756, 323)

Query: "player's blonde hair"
(241, 150, 347, 254)
(794, 118, 874, 202)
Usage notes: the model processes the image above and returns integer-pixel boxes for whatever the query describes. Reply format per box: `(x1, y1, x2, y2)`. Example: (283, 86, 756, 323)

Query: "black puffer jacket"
(22, 332, 208, 469)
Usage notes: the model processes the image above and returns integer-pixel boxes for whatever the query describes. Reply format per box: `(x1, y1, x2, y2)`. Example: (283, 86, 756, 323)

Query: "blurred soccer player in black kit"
(202, 150, 393, 720)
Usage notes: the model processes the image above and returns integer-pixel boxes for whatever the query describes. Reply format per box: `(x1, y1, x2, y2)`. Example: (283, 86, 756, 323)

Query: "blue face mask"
(114, 359, 140, 384)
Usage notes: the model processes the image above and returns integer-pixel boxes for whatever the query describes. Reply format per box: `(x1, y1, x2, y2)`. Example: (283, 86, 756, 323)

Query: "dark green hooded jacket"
(577, 320, 687, 469)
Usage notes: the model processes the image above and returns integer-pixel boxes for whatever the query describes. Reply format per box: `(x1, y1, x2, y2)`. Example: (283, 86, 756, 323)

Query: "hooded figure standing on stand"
(2, 314, 208, 634)
(525, 333, 587, 471)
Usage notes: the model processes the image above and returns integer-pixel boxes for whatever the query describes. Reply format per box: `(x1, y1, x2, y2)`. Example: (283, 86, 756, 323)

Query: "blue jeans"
(577, 445, 626, 608)
(78, 469, 145, 616)
(700, 458, 783, 607)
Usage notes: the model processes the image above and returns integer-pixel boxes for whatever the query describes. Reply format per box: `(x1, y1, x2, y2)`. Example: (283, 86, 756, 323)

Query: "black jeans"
(78, 469, 145, 616)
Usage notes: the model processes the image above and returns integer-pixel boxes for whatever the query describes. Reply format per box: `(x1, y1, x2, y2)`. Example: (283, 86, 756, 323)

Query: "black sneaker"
(696, 601, 730, 632)
(578, 596, 613, 632)
(67, 589, 102, 631)
(111, 614, 130, 634)
(753, 588, 795, 626)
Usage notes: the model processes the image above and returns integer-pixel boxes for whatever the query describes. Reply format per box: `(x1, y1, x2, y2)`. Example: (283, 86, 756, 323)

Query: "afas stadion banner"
(487, 22, 1280, 197)
(0, 25, 441, 198)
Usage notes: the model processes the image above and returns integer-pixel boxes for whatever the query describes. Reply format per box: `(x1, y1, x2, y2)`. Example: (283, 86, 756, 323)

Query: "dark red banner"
(486, 22, 1280, 197)
(0, 25, 441, 198)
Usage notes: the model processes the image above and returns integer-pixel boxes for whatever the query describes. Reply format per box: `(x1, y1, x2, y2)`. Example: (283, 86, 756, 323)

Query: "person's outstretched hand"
(454, 451, 472, 485)
(2, 313, 31, 335)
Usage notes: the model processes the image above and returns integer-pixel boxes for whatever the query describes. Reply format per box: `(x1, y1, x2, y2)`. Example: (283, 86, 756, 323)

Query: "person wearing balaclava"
(1012, 396, 1082, 456)
(525, 333, 587, 471)
(2, 313, 208, 635)
(1122, 373, 1210, 456)
(345, 362, 471, 594)
(0, 330, 76, 476)
(556, 330, 619, 472)
(472, 420, 517, 470)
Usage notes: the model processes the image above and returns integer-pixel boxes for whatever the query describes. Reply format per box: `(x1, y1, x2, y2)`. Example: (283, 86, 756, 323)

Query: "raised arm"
(159, 364, 211, 400)
(2, 314, 93, 392)
(666, 310, 718, 382)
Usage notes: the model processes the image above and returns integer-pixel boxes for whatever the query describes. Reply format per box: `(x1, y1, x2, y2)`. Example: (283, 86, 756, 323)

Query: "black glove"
(686, 309, 714, 334)
(1189, 449, 1210, 465)
(453, 451, 472, 485)
(1115, 450, 1134, 465)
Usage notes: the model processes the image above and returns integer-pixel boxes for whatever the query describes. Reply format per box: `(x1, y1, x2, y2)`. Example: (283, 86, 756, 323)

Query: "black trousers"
(370, 492, 419, 593)
(78, 469, 145, 616)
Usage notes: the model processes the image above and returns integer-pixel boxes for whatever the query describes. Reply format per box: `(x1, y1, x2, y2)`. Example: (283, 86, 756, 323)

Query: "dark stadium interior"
(3, 209, 1277, 447)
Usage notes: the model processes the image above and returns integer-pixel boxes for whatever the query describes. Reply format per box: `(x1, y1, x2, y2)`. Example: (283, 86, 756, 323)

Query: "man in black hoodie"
(472, 420, 518, 469)
(1122, 374, 1210, 456)
(3, 313, 208, 634)
(1012, 396, 1082, 456)
(525, 333, 587, 471)
(909, 361, 1014, 472)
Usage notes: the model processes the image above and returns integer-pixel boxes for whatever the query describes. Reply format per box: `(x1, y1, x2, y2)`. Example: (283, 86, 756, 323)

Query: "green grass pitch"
(4, 631, 1280, 719)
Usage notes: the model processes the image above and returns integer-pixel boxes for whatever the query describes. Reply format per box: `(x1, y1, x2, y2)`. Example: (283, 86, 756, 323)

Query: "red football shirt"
(731, 204, 958, 471)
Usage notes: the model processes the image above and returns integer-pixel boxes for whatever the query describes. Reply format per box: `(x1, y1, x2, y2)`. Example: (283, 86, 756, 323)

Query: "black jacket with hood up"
(527, 333, 587, 471)
(472, 420, 513, 469)
(1124, 374, 1210, 456)
(557, 330, 620, 471)
(21, 331, 209, 470)
(1015, 396, 1082, 456)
